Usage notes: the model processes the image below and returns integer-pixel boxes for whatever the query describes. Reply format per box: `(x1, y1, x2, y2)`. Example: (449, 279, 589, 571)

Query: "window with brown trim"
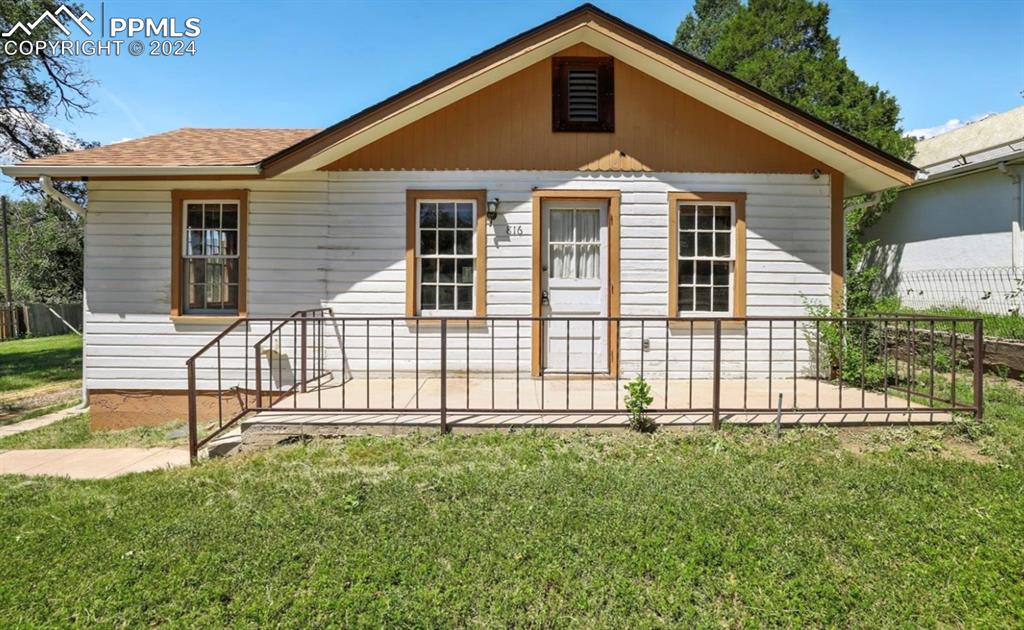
(405, 190, 487, 317)
(552, 56, 614, 132)
(667, 192, 746, 318)
(171, 190, 248, 318)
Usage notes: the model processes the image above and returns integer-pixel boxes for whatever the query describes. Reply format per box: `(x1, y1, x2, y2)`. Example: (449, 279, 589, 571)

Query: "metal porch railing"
(186, 313, 984, 461)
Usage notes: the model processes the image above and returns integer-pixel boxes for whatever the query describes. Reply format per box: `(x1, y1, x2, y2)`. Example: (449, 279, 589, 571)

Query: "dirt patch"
(941, 438, 993, 464)
(834, 426, 993, 463)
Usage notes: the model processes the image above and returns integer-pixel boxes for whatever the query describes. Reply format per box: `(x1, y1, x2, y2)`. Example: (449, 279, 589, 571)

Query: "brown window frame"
(170, 189, 248, 320)
(552, 56, 615, 133)
(667, 192, 746, 319)
(405, 189, 487, 318)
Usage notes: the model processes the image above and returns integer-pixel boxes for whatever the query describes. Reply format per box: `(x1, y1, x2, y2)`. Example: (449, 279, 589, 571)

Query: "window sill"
(171, 315, 243, 325)
(412, 317, 488, 328)
(668, 318, 746, 330)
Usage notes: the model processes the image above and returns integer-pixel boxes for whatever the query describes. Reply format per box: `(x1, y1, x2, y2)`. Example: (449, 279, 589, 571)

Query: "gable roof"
(3, 4, 915, 194)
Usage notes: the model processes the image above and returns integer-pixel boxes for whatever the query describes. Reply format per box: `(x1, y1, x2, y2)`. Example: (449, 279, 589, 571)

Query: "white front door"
(542, 199, 609, 373)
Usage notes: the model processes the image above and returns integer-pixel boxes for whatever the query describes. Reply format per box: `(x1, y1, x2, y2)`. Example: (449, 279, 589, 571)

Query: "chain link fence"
(874, 267, 1024, 314)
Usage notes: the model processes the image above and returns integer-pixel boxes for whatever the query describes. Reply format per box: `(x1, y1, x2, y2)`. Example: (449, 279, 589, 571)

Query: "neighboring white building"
(866, 106, 1024, 313)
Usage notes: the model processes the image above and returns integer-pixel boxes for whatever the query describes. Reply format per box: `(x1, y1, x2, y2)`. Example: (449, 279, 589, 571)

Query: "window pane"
(714, 232, 730, 258)
(221, 207, 238, 229)
(714, 207, 730, 230)
(577, 244, 599, 279)
(439, 258, 455, 283)
(205, 230, 222, 256)
(679, 232, 695, 257)
(187, 259, 205, 285)
(420, 285, 436, 311)
(420, 230, 436, 255)
(713, 287, 729, 312)
(550, 244, 573, 278)
(696, 261, 712, 285)
(188, 283, 205, 310)
(679, 206, 696, 229)
(695, 287, 712, 311)
(224, 230, 238, 256)
(679, 260, 694, 284)
(421, 258, 437, 283)
(679, 286, 694, 311)
(456, 203, 474, 228)
(419, 203, 437, 229)
(187, 205, 203, 228)
(696, 206, 714, 229)
(550, 209, 572, 242)
(456, 259, 474, 284)
(187, 230, 203, 256)
(456, 230, 473, 255)
(437, 285, 455, 310)
(204, 204, 220, 229)
(576, 209, 599, 243)
(437, 203, 455, 228)
(457, 285, 473, 310)
(437, 230, 454, 255)
(697, 232, 713, 256)
(712, 261, 730, 286)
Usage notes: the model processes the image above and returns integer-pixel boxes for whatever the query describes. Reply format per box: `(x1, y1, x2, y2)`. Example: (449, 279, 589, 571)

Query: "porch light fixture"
(486, 197, 500, 223)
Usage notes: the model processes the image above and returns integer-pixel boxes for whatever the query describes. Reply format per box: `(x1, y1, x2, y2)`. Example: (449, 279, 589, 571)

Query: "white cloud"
(906, 112, 996, 140)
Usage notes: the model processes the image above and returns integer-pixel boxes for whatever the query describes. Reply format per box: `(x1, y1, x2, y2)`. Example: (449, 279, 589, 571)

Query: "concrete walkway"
(0, 448, 188, 479)
(0, 405, 85, 439)
(0, 407, 189, 479)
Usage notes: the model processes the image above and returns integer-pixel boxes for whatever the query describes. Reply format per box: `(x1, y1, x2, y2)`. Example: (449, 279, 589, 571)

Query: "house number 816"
(502, 225, 524, 236)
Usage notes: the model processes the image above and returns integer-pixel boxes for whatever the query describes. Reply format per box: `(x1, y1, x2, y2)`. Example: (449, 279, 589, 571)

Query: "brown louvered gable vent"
(567, 69, 599, 122)
(552, 56, 614, 132)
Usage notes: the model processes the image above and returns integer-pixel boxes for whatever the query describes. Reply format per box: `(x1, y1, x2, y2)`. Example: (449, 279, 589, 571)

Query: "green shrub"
(623, 376, 656, 433)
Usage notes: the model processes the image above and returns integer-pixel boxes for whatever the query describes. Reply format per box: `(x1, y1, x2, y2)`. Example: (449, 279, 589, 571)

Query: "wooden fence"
(0, 303, 82, 340)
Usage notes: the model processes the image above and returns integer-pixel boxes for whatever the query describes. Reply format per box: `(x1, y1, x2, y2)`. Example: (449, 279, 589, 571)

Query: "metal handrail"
(186, 313, 985, 463)
(185, 307, 333, 461)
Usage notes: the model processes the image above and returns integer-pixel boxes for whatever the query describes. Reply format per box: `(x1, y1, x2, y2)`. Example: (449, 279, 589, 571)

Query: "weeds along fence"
(186, 312, 984, 461)
(0, 303, 82, 340)
(874, 267, 1024, 314)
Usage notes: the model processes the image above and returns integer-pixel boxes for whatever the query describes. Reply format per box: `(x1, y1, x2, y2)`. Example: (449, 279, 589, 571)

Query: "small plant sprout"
(623, 375, 656, 433)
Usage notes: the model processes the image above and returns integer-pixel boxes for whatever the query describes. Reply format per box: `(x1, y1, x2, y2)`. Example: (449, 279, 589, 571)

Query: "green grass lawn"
(0, 413, 188, 450)
(0, 333, 82, 393)
(0, 380, 1022, 625)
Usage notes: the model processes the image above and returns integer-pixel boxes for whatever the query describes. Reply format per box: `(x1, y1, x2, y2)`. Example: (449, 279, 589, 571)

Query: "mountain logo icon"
(2, 5, 95, 38)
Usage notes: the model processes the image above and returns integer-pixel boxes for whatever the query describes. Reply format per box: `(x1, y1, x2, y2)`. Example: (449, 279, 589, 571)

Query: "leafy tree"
(673, 0, 740, 61)
(4, 197, 83, 303)
(0, 0, 93, 199)
(0, 0, 93, 302)
(674, 0, 915, 312)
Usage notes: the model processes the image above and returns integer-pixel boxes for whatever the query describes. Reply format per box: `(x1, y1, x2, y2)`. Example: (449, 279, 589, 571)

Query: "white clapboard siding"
(84, 171, 831, 390)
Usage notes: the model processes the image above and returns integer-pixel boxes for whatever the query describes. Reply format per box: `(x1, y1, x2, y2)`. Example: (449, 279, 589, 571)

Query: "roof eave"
(0, 164, 263, 179)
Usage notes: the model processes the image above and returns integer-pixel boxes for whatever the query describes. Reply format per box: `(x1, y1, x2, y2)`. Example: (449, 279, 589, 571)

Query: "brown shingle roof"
(18, 128, 321, 167)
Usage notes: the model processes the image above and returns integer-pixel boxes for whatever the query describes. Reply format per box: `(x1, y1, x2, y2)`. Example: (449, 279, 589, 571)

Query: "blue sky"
(3, 0, 1023, 195)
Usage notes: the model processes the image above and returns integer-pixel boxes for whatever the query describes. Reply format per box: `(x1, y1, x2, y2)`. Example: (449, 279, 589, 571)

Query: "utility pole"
(1, 196, 13, 339)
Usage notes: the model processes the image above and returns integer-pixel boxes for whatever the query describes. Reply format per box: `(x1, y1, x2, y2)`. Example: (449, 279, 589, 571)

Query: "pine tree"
(703, 0, 913, 160)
